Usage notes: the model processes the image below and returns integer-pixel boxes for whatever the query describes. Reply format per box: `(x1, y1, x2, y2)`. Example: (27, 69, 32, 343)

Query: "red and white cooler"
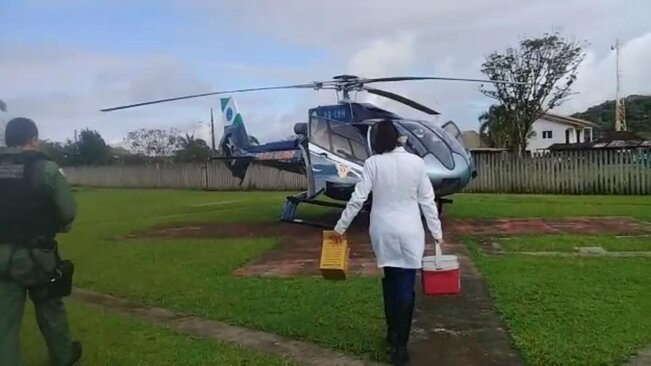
(421, 243, 461, 296)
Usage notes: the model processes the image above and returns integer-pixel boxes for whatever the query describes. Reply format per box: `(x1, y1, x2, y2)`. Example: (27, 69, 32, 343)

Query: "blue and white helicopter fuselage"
(217, 98, 476, 226)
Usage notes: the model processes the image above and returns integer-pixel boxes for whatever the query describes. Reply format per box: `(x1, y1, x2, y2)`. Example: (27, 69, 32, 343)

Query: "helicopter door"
(307, 116, 367, 199)
(441, 120, 467, 149)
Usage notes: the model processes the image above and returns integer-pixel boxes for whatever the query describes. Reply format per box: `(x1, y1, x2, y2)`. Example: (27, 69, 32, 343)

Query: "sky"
(1, 0, 651, 147)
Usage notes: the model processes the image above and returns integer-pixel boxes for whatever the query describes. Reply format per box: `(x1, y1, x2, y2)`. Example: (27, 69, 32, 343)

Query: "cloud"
(557, 32, 651, 114)
(181, 0, 651, 131)
(3, 0, 651, 146)
(0, 46, 215, 143)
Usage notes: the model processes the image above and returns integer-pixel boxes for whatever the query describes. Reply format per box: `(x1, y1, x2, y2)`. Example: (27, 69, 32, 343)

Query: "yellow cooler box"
(320, 231, 350, 280)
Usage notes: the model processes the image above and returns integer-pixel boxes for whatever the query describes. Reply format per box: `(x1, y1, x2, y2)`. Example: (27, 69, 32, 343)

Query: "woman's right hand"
(329, 231, 345, 244)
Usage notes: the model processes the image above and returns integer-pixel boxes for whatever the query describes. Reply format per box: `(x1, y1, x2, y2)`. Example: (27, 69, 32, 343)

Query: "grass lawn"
(21, 300, 293, 366)
(494, 234, 651, 252)
(467, 242, 651, 365)
(448, 194, 651, 220)
(47, 189, 651, 362)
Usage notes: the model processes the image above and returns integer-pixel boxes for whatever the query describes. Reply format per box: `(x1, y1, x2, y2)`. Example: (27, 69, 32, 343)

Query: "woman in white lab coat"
(332, 119, 443, 365)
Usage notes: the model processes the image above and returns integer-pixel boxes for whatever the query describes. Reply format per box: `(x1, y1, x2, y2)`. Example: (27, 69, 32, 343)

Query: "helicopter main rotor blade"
(364, 87, 439, 115)
(361, 76, 532, 86)
(100, 83, 323, 112)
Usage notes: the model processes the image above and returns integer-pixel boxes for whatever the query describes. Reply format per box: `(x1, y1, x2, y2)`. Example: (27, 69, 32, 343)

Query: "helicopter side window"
(309, 117, 369, 163)
(330, 121, 369, 162)
(309, 117, 331, 150)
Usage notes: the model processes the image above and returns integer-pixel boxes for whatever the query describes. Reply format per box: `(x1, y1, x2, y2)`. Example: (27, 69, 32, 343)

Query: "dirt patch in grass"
(127, 216, 651, 277)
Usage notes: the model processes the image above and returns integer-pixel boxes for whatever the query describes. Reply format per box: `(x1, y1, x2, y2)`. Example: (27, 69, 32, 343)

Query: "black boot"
(67, 341, 82, 366)
(382, 277, 396, 345)
(391, 293, 415, 365)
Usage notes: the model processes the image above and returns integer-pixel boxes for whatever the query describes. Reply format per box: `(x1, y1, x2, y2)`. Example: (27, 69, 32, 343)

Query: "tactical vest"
(0, 150, 58, 241)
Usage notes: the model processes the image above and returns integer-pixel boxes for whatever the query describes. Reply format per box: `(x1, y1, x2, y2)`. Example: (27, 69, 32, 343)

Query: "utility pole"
(613, 39, 626, 131)
(210, 108, 216, 151)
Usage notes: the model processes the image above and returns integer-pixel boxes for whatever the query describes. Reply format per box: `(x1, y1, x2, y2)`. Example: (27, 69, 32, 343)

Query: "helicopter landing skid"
(280, 192, 348, 229)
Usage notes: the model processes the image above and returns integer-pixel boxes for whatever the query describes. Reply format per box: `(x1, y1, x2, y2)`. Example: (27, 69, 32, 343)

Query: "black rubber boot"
(390, 292, 415, 365)
(382, 277, 396, 346)
(67, 341, 82, 366)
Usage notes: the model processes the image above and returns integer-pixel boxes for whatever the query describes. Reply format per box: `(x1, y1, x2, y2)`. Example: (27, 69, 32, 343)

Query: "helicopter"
(101, 74, 528, 227)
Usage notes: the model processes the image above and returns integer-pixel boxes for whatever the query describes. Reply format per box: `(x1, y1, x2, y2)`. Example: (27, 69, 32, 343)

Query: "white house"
(527, 113, 597, 152)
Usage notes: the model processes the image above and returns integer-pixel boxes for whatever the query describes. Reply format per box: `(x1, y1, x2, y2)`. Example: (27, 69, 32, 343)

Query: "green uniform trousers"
(0, 280, 73, 366)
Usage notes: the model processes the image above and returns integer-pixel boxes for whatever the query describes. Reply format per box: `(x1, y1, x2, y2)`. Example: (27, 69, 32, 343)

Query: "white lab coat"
(334, 147, 443, 269)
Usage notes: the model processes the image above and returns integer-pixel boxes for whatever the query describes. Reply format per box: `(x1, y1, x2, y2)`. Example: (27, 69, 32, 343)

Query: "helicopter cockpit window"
(398, 121, 454, 169)
(442, 120, 469, 152)
(393, 124, 427, 157)
(425, 120, 467, 155)
(442, 121, 462, 140)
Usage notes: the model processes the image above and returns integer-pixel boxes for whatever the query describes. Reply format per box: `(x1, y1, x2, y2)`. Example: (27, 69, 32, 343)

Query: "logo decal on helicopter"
(336, 163, 351, 178)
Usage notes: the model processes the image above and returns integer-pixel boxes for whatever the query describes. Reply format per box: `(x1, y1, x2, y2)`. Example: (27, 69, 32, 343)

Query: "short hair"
(5, 117, 38, 147)
(372, 119, 399, 154)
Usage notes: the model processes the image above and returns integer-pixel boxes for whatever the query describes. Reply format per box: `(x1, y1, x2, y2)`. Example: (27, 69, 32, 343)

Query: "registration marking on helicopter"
(254, 150, 301, 161)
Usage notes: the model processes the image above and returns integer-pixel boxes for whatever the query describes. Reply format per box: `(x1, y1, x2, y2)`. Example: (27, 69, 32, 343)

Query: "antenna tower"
(614, 39, 626, 131)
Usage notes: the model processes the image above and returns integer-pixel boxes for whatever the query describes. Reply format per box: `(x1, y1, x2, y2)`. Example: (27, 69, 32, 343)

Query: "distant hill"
(572, 95, 651, 139)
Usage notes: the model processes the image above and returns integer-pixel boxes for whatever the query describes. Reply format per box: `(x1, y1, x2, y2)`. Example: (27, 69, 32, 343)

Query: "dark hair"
(5, 117, 38, 147)
(372, 119, 399, 154)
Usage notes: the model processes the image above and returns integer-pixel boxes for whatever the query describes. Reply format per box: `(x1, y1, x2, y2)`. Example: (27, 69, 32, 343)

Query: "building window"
(542, 131, 553, 139)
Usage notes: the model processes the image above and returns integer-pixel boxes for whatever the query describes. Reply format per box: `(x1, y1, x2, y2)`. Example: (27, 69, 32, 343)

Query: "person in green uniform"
(0, 118, 81, 366)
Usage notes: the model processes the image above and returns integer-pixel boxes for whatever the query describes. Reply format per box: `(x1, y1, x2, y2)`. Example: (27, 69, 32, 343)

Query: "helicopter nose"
(424, 153, 474, 195)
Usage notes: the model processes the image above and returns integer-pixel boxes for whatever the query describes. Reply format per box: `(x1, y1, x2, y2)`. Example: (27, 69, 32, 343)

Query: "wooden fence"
(66, 161, 308, 191)
(464, 149, 651, 194)
(66, 149, 651, 195)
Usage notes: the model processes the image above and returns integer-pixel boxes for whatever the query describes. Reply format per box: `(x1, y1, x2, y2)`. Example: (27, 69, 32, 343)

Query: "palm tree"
(479, 105, 518, 150)
(177, 133, 197, 149)
(175, 133, 210, 162)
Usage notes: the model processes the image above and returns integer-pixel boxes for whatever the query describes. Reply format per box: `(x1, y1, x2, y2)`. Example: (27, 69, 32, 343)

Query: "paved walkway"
(124, 216, 651, 365)
(408, 240, 523, 365)
(624, 344, 651, 366)
(72, 288, 384, 366)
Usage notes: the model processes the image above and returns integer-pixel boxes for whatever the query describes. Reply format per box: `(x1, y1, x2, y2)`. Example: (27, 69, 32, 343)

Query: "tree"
(174, 133, 211, 162)
(76, 129, 111, 165)
(572, 95, 651, 139)
(480, 32, 586, 152)
(478, 105, 515, 149)
(124, 128, 179, 157)
(39, 140, 69, 166)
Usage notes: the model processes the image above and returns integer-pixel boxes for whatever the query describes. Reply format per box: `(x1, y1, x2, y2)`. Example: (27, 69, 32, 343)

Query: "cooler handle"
(434, 242, 443, 268)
